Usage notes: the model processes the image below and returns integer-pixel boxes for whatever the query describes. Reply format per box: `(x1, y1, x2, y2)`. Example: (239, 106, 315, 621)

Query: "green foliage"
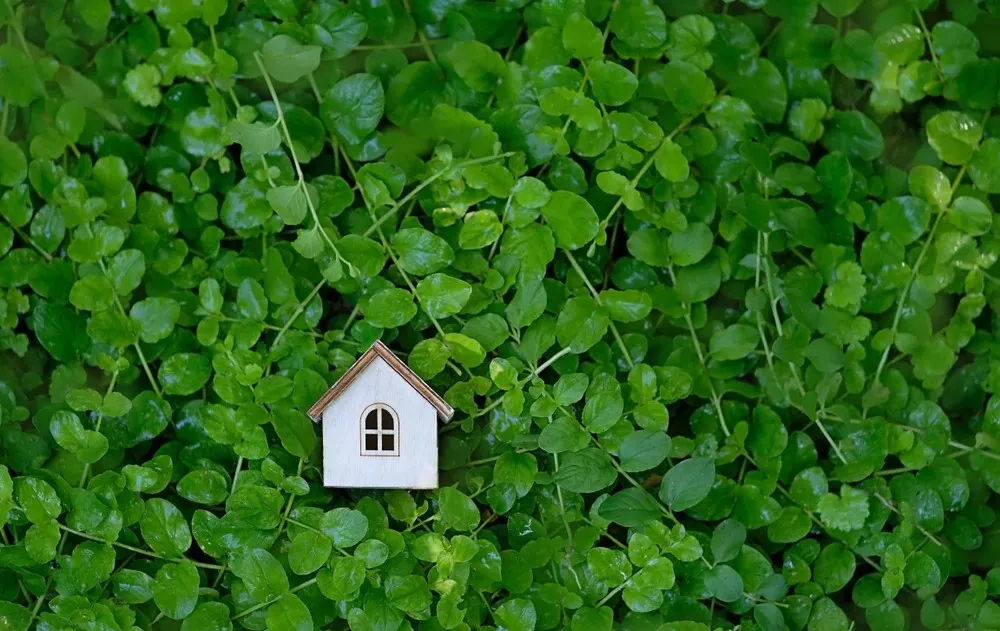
(1, 0, 1000, 630)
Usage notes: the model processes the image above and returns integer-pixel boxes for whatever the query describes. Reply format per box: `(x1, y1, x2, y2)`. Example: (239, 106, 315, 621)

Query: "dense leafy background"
(3, 0, 1000, 629)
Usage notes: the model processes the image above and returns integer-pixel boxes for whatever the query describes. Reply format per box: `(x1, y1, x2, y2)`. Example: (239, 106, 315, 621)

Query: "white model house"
(307, 340, 454, 489)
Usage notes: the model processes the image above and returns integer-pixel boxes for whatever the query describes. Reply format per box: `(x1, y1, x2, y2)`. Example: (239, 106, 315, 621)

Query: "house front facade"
(308, 341, 453, 489)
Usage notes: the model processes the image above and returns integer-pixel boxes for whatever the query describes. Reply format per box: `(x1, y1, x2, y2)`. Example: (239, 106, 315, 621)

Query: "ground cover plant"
(4, 0, 1000, 629)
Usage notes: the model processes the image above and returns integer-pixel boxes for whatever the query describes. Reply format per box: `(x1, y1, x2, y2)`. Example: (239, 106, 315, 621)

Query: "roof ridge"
(306, 340, 454, 422)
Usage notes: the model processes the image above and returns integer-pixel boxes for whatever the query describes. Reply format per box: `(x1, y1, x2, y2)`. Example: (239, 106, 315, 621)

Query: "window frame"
(359, 403, 400, 457)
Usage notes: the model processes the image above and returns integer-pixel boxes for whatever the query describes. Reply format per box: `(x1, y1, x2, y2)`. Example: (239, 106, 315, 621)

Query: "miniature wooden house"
(308, 340, 454, 489)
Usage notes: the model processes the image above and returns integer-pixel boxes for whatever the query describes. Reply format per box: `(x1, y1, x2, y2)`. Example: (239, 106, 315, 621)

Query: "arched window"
(360, 404, 399, 456)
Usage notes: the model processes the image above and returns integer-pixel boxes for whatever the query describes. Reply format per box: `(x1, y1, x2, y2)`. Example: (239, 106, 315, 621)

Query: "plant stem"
(873, 491, 944, 547)
(595, 580, 627, 607)
(231, 455, 244, 495)
(401, 0, 436, 62)
(757, 233, 844, 461)
(275, 459, 304, 538)
(456, 454, 502, 468)
(871, 161, 969, 388)
(354, 42, 427, 51)
(79, 369, 119, 487)
(57, 524, 225, 570)
(3, 215, 53, 261)
(475, 347, 572, 417)
(667, 264, 730, 437)
(362, 153, 513, 238)
(563, 250, 634, 369)
(271, 278, 326, 348)
(253, 52, 343, 260)
(98, 259, 162, 398)
(306, 72, 323, 104)
(913, 8, 941, 72)
(231, 578, 318, 620)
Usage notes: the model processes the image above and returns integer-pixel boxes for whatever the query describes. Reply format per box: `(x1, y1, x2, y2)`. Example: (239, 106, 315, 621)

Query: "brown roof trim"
(307, 340, 454, 423)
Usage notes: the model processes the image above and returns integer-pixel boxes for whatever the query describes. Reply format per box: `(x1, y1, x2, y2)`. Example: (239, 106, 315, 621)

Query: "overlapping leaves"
(2, 0, 1000, 631)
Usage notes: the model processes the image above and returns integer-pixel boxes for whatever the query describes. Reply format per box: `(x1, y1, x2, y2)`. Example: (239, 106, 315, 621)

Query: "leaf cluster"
(2, 0, 1000, 630)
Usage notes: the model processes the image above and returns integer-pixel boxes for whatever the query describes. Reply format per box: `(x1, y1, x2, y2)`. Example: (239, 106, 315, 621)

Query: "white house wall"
(321, 355, 438, 488)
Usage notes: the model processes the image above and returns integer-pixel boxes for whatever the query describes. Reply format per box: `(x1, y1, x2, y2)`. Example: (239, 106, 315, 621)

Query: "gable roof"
(307, 340, 454, 422)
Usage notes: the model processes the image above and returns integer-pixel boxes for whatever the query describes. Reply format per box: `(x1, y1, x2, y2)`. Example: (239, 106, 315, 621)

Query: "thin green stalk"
(362, 153, 514, 238)
(486, 193, 514, 262)
(758, 233, 845, 461)
(272, 278, 326, 348)
(231, 578, 318, 620)
(872, 162, 970, 388)
(26, 577, 51, 629)
(307, 72, 323, 104)
(948, 440, 1000, 460)
(913, 8, 941, 72)
(813, 417, 847, 464)
(873, 491, 944, 547)
(3, 215, 53, 261)
(754, 233, 779, 381)
(406, 514, 439, 532)
(401, 0, 436, 62)
(79, 369, 119, 487)
(275, 459, 305, 538)
(282, 516, 323, 535)
(667, 264, 730, 437)
(563, 249, 635, 369)
(98, 259, 162, 398)
(595, 580, 627, 607)
(552, 454, 576, 551)
(485, 24, 523, 109)
(354, 42, 427, 51)
(253, 52, 343, 261)
(57, 524, 224, 570)
(231, 456, 244, 495)
(475, 347, 572, 417)
(472, 512, 496, 537)
(339, 302, 361, 337)
(457, 454, 503, 468)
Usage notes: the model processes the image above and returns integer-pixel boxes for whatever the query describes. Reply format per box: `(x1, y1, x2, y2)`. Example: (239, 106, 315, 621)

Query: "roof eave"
(307, 340, 455, 423)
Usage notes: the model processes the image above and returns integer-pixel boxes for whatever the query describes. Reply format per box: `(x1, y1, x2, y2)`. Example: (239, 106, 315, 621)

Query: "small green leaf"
(709, 324, 759, 361)
(321, 73, 385, 146)
(227, 120, 282, 154)
(320, 507, 369, 546)
(416, 273, 472, 319)
(267, 185, 308, 225)
(260, 35, 322, 83)
(541, 191, 600, 250)
(705, 564, 744, 602)
(153, 562, 199, 620)
(231, 548, 289, 602)
(140, 498, 192, 558)
(654, 140, 690, 183)
(817, 485, 869, 532)
(659, 457, 715, 511)
(926, 111, 982, 165)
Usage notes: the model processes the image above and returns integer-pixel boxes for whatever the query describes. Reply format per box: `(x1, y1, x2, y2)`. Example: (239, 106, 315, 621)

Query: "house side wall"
(321, 356, 438, 488)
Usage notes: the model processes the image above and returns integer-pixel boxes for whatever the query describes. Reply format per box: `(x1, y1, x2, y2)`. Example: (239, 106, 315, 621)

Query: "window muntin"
(360, 404, 399, 456)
